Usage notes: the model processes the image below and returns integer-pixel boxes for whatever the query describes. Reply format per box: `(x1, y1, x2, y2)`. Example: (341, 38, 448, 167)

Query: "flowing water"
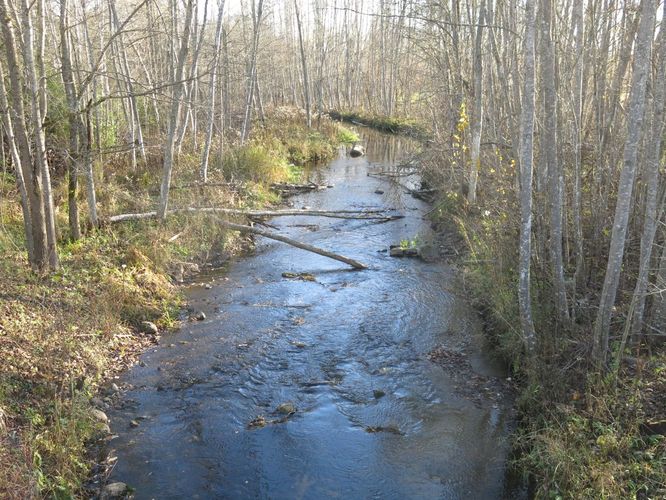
(107, 129, 519, 499)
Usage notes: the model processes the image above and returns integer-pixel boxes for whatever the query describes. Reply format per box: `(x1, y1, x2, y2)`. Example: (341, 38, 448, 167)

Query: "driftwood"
(108, 207, 403, 223)
(270, 182, 329, 196)
(216, 218, 367, 270)
(367, 170, 418, 178)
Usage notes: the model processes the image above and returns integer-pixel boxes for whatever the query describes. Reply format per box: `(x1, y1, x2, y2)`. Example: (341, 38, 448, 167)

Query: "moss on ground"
(0, 108, 350, 498)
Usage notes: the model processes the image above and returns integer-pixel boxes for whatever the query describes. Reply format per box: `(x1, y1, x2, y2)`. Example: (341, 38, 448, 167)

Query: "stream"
(107, 129, 520, 499)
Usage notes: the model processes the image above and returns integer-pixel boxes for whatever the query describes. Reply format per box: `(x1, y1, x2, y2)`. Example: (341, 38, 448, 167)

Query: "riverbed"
(107, 129, 518, 499)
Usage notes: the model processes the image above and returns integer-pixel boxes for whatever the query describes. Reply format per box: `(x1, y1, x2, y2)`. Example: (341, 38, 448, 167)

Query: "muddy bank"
(102, 129, 522, 499)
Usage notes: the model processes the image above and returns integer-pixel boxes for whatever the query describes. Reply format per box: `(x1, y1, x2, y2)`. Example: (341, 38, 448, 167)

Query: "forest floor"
(0, 109, 358, 498)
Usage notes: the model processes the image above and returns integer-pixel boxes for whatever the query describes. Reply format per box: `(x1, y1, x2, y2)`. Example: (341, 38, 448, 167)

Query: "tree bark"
(593, 0, 657, 364)
(157, 0, 196, 221)
(518, 0, 538, 355)
(540, 0, 568, 322)
(467, 0, 485, 204)
(294, 0, 311, 128)
(200, 0, 226, 183)
(60, 0, 81, 240)
(629, 12, 666, 343)
(0, 0, 48, 269)
(20, 0, 59, 269)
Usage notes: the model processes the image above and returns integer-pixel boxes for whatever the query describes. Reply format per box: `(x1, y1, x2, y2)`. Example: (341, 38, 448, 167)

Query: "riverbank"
(328, 110, 430, 139)
(0, 109, 358, 498)
(420, 157, 666, 497)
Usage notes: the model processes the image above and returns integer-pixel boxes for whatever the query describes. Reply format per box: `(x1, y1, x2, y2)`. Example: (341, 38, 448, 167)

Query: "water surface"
(108, 129, 516, 499)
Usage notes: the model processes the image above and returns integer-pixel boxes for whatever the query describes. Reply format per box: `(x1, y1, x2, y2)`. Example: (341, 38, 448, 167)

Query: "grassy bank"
(328, 110, 430, 139)
(423, 161, 665, 498)
(0, 108, 357, 498)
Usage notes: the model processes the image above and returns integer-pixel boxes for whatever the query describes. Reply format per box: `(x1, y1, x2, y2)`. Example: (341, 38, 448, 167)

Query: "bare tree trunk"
(540, 0, 568, 322)
(157, 0, 195, 221)
(217, 219, 367, 269)
(201, 0, 226, 183)
(467, 0, 486, 204)
(0, 0, 47, 269)
(592, 0, 656, 364)
(629, 13, 666, 343)
(519, 0, 538, 355)
(572, 0, 586, 306)
(294, 0, 311, 128)
(0, 60, 34, 261)
(20, 0, 59, 269)
(240, 0, 263, 144)
(60, 0, 81, 240)
(108, 0, 145, 168)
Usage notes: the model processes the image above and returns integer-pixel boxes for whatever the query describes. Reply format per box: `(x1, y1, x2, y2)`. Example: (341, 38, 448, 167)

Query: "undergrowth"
(0, 107, 352, 498)
(423, 122, 666, 499)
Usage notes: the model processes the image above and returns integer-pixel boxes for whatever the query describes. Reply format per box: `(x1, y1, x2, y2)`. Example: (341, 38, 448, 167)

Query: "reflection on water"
(107, 128, 520, 499)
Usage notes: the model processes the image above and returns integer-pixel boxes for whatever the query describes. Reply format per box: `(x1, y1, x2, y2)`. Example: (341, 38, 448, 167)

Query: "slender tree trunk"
(629, 13, 666, 343)
(572, 0, 586, 305)
(157, 0, 195, 220)
(294, 0, 311, 128)
(0, 60, 34, 261)
(240, 0, 263, 144)
(20, 0, 59, 269)
(519, 0, 538, 355)
(60, 0, 81, 241)
(0, 0, 47, 269)
(201, 0, 226, 183)
(468, 0, 486, 204)
(540, 0, 568, 322)
(592, 0, 657, 364)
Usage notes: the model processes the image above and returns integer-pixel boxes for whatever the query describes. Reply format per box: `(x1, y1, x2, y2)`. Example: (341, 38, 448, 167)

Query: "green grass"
(337, 126, 360, 144)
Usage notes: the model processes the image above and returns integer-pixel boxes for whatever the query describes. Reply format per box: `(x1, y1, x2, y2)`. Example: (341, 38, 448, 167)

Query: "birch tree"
(157, 0, 196, 220)
(467, 0, 485, 204)
(629, 11, 666, 343)
(592, 0, 657, 364)
(540, 0, 568, 322)
(518, 0, 538, 355)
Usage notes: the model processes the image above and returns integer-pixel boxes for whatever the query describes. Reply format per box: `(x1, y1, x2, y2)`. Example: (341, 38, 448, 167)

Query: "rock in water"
(389, 246, 405, 257)
(276, 402, 296, 414)
(350, 145, 365, 158)
(100, 482, 127, 499)
(91, 408, 109, 423)
(140, 321, 159, 335)
(193, 311, 206, 321)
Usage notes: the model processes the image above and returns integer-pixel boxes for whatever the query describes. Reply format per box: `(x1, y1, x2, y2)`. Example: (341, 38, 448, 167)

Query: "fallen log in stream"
(270, 182, 329, 196)
(108, 207, 384, 269)
(109, 207, 403, 223)
(214, 218, 368, 270)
